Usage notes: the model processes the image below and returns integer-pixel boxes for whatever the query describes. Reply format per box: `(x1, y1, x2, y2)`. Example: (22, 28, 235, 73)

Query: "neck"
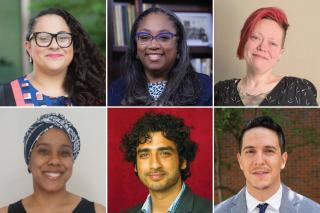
(145, 70, 168, 83)
(247, 181, 281, 202)
(150, 179, 183, 213)
(27, 69, 67, 97)
(30, 187, 71, 209)
(244, 70, 275, 86)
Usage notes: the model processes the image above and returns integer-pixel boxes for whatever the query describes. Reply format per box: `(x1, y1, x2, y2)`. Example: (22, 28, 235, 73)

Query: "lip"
(252, 170, 270, 177)
(148, 172, 165, 181)
(252, 53, 268, 60)
(145, 53, 163, 62)
(43, 172, 63, 181)
(46, 53, 63, 59)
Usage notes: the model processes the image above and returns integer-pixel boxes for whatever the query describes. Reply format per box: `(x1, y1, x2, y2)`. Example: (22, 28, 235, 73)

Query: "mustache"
(145, 169, 166, 176)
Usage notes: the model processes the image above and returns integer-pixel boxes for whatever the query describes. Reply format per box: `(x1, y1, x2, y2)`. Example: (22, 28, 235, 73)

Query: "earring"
(29, 56, 33, 63)
(176, 53, 180, 60)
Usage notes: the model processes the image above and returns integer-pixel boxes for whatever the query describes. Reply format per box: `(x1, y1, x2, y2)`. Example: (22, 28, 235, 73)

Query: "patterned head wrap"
(23, 113, 80, 165)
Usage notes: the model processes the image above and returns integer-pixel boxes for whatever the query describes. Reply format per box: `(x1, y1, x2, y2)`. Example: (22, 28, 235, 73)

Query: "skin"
(0, 128, 105, 213)
(136, 131, 186, 213)
(24, 14, 74, 97)
(237, 127, 287, 201)
(136, 13, 178, 83)
(239, 19, 285, 95)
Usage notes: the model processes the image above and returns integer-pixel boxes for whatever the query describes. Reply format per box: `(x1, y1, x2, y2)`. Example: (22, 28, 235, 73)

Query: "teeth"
(45, 172, 61, 178)
(148, 54, 161, 61)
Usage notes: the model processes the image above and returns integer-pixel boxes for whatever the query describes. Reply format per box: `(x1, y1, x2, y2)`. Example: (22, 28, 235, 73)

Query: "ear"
(237, 152, 243, 170)
(180, 158, 187, 170)
(281, 152, 288, 170)
(279, 48, 285, 57)
(24, 41, 31, 56)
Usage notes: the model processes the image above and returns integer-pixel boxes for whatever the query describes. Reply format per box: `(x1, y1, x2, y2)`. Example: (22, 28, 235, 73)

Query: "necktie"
(257, 203, 268, 213)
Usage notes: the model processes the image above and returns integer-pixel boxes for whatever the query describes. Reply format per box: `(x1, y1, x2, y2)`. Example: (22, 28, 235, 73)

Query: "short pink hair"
(237, 7, 289, 59)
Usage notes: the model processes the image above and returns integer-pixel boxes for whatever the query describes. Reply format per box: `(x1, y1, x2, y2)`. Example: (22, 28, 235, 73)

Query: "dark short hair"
(120, 112, 198, 180)
(239, 116, 285, 153)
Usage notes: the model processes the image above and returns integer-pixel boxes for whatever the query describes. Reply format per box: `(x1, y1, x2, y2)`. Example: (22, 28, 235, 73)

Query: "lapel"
(175, 186, 193, 213)
(231, 187, 247, 213)
(279, 184, 298, 213)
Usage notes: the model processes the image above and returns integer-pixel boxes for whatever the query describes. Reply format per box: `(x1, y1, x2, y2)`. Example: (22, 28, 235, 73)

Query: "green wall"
(0, 0, 22, 83)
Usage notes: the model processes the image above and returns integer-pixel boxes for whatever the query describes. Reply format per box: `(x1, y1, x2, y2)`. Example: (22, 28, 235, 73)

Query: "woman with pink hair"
(215, 7, 317, 106)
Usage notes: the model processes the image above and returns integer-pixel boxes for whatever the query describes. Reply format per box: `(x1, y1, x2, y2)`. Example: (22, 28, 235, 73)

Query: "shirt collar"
(141, 182, 186, 213)
(246, 184, 282, 212)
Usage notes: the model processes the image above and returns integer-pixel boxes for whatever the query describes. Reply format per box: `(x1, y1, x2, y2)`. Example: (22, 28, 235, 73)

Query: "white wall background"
(215, 0, 320, 103)
(0, 108, 106, 207)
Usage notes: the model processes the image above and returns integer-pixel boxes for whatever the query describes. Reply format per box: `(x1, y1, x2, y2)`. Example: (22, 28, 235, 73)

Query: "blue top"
(17, 76, 72, 106)
(108, 73, 212, 106)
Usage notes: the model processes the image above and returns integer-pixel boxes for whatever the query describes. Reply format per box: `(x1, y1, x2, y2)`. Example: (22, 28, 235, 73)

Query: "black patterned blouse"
(214, 76, 318, 106)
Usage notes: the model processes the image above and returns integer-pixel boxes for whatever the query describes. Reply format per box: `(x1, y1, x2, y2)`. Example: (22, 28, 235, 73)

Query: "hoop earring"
(29, 56, 33, 63)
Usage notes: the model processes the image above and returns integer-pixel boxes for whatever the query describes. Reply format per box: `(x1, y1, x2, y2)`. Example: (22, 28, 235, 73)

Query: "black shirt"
(214, 76, 318, 106)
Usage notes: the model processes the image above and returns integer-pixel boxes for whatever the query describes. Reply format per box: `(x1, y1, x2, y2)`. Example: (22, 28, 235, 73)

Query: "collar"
(246, 184, 282, 212)
(141, 182, 186, 213)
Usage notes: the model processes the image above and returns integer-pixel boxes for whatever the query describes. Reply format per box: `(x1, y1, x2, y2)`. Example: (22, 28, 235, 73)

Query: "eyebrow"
(137, 146, 175, 154)
(242, 145, 277, 151)
(137, 29, 174, 34)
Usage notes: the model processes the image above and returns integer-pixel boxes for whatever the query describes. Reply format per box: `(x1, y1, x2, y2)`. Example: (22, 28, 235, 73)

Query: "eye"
(270, 42, 278, 47)
(138, 152, 149, 158)
(157, 34, 172, 42)
(37, 34, 51, 42)
(60, 149, 72, 157)
(57, 34, 71, 41)
(250, 35, 260, 41)
(160, 150, 172, 157)
(38, 148, 49, 155)
(138, 33, 151, 42)
(245, 149, 255, 154)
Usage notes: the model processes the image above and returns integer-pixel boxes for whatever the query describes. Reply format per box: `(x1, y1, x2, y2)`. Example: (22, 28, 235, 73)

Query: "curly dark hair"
(122, 7, 200, 105)
(26, 8, 105, 106)
(121, 112, 198, 180)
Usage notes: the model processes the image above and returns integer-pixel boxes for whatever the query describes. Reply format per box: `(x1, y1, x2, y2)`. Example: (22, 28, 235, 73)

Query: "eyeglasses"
(29, 32, 73, 48)
(136, 32, 177, 45)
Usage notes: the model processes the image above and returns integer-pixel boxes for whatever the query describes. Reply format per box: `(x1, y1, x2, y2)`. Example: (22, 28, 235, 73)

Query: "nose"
(149, 38, 160, 49)
(253, 151, 265, 166)
(150, 153, 162, 169)
(48, 153, 61, 166)
(257, 39, 268, 51)
(49, 37, 60, 49)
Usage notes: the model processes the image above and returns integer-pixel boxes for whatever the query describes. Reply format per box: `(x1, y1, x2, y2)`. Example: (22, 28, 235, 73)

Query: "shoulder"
(214, 195, 235, 213)
(180, 185, 212, 212)
(195, 73, 212, 106)
(283, 76, 316, 88)
(121, 203, 143, 213)
(192, 193, 213, 211)
(284, 186, 320, 211)
(94, 202, 106, 213)
(214, 78, 240, 88)
(108, 78, 126, 106)
(0, 206, 8, 213)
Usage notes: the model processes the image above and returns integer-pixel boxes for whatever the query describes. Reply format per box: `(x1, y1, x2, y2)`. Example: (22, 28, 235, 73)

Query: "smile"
(148, 172, 165, 181)
(146, 53, 164, 61)
(46, 54, 63, 59)
(252, 171, 270, 177)
(252, 53, 268, 60)
(43, 172, 62, 180)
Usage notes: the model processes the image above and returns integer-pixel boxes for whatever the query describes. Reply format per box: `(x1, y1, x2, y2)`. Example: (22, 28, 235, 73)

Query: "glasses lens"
(57, 33, 72, 47)
(36, 33, 52, 47)
(157, 33, 172, 43)
(137, 33, 152, 43)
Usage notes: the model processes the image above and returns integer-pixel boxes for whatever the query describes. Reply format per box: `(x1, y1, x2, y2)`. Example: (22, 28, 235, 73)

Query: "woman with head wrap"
(215, 7, 317, 106)
(0, 113, 105, 213)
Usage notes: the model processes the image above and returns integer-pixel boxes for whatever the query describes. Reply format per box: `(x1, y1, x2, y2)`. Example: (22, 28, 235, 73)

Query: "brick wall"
(214, 108, 320, 204)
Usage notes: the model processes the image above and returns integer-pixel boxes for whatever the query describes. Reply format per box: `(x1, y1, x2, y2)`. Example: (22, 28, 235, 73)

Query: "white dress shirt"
(246, 184, 282, 213)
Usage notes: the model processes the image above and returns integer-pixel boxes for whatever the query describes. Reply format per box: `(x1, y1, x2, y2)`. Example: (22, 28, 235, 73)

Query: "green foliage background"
(30, 0, 106, 55)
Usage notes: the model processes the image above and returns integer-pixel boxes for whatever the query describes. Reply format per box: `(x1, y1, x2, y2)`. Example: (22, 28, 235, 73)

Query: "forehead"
(137, 12, 176, 33)
(36, 128, 71, 147)
(242, 127, 280, 149)
(33, 14, 71, 33)
(252, 18, 284, 40)
(137, 132, 176, 151)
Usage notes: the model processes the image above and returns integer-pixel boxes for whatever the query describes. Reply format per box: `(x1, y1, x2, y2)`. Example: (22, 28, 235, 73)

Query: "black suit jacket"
(122, 185, 212, 213)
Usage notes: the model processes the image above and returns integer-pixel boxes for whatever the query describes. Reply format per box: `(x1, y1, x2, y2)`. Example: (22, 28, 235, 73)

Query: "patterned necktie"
(257, 203, 268, 213)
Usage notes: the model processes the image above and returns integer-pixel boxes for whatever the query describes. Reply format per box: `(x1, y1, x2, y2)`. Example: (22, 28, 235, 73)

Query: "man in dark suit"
(215, 116, 320, 213)
(120, 112, 212, 213)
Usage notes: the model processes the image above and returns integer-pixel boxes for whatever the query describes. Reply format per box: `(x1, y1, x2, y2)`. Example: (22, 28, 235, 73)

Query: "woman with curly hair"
(108, 7, 212, 106)
(0, 8, 105, 106)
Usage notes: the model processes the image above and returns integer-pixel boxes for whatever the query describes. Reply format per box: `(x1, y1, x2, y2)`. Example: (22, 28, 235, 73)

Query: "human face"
(25, 14, 74, 75)
(237, 127, 287, 194)
(136, 132, 186, 193)
(136, 13, 178, 82)
(28, 128, 73, 193)
(243, 19, 284, 73)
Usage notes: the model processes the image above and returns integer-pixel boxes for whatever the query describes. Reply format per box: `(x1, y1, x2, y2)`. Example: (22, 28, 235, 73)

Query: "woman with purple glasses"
(108, 7, 212, 106)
